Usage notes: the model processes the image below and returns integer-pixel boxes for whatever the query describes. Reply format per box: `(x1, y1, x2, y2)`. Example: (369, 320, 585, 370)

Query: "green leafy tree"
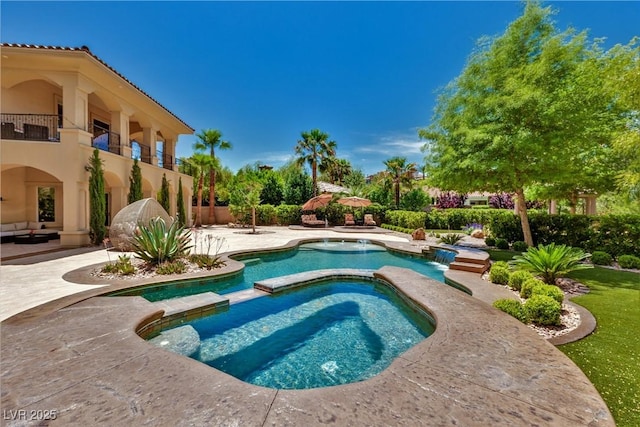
(260, 171, 284, 205)
(194, 129, 232, 223)
(283, 170, 314, 205)
(383, 156, 416, 208)
(188, 153, 218, 227)
(295, 129, 337, 196)
(88, 149, 106, 245)
(128, 158, 143, 204)
(229, 178, 263, 233)
(400, 188, 429, 211)
(176, 176, 187, 227)
(420, 1, 623, 245)
(157, 173, 170, 213)
(600, 38, 640, 200)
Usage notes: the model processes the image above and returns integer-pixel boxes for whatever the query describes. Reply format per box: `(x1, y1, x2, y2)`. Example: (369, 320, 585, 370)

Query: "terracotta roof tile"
(1, 43, 194, 132)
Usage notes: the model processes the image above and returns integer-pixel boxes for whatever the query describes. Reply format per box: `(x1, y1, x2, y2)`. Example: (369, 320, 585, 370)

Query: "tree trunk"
(196, 174, 204, 227)
(516, 187, 533, 246)
(208, 169, 216, 224)
(312, 161, 318, 197)
(569, 192, 577, 215)
(252, 207, 256, 234)
(395, 182, 400, 208)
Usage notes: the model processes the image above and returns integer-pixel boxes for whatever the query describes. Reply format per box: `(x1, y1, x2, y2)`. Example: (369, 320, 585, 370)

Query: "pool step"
(449, 261, 488, 274)
(152, 292, 229, 320)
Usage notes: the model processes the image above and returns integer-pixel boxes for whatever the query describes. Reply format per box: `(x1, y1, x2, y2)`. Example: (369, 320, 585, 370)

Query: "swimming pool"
(117, 240, 448, 302)
(149, 279, 435, 389)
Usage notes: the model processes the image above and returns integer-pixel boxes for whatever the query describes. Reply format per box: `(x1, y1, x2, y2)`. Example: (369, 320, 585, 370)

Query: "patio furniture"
(24, 123, 49, 140)
(364, 214, 377, 226)
(344, 213, 356, 226)
(301, 214, 325, 227)
(14, 233, 50, 244)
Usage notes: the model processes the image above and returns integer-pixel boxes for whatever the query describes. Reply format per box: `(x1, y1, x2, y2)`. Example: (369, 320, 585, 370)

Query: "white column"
(61, 77, 89, 131)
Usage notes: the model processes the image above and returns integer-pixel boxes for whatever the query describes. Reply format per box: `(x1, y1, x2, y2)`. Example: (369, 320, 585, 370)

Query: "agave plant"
(510, 243, 592, 284)
(131, 217, 193, 265)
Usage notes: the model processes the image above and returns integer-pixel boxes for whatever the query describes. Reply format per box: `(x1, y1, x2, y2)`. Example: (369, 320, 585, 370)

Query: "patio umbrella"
(302, 193, 333, 211)
(337, 196, 372, 208)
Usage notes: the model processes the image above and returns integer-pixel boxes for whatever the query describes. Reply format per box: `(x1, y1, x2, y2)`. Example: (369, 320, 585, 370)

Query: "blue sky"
(2, 1, 638, 175)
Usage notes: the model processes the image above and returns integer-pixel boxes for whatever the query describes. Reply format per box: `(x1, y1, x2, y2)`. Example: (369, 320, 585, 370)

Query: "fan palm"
(194, 129, 232, 224)
(510, 243, 592, 284)
(295, 129, 337, 196)
(188, 153, 218, 227)
(383, 156, 417, 208)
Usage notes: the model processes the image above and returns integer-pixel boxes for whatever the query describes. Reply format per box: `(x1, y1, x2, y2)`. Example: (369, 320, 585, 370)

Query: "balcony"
(91, 124, 124, 156)
(1, 114, 60, 142)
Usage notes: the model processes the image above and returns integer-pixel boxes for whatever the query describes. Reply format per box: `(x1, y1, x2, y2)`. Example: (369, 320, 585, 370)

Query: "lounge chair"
(301, 214, 325, 227)
(364, 214, 376, 226)
(344, 213, 355, 226)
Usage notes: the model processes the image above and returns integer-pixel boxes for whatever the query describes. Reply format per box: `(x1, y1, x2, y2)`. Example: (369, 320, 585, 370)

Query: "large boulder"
(471, 229, 485, 239)
(109, 198, 172, 251)
(412, 228, 426, 240)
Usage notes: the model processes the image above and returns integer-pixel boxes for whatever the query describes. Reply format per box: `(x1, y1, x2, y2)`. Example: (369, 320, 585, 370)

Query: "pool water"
(153, 280, 434, 389)
(134, 241, 447, 301)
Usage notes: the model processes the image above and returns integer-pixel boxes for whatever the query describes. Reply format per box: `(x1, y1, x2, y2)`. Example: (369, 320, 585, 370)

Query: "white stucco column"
(59, 180, 90, 247)
(110, 110, 130, 156)
(142, 127, 159, 166)
(60, 76, 90, 131)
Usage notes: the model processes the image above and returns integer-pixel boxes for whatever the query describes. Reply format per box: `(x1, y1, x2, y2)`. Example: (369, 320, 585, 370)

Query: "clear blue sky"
(2, 1, 638, 175)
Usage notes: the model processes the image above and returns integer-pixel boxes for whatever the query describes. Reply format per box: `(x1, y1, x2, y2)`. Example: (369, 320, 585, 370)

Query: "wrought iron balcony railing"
(1, 113, 60, 142)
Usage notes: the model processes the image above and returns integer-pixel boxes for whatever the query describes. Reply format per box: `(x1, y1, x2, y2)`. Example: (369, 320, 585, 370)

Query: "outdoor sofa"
(0, 221, 60, 243)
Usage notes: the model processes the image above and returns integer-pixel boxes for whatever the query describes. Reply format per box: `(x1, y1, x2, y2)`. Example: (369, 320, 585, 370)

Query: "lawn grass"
(485, 250, 640, 425)
(485, 248, 521, 262)
(560, 267, 640, 427)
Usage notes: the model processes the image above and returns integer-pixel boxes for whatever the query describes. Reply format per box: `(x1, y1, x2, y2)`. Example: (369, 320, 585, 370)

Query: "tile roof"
(1, 43, 194, 132)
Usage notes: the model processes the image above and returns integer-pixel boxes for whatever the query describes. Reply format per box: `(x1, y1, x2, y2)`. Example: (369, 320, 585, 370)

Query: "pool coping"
(0, 265, 613, 426)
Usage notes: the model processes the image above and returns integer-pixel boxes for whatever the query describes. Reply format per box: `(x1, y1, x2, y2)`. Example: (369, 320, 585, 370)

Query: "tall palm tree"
(383, 156, 417, 208)
(188, 153, 218, 227)
(295, 129, 337, 196)
(194, 129, 232, 224)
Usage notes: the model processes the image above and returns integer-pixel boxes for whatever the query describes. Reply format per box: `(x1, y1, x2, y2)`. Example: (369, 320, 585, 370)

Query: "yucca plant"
(131, 217, 193, 265)
(510, 243, 592, 284)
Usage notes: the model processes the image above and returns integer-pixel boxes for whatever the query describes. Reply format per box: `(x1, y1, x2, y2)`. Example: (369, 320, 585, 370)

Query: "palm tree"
(295, 129, 337, 196)
(194, 129, 232, 224)
(383, 156, 417, 208)
(188, 153, 218, 227)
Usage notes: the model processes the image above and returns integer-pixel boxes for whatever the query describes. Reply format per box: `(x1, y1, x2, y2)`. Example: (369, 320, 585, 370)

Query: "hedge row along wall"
(388, 209, 640, 257)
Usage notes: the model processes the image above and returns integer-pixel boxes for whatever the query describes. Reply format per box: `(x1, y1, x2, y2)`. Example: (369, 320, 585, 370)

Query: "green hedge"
(422, 209, 639, 257)
(385, 210, 427, 229)
(275, 204, 301, 225)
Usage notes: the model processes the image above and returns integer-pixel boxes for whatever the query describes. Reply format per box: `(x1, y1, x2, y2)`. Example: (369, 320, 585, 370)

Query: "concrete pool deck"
(0, 226, 612, 426)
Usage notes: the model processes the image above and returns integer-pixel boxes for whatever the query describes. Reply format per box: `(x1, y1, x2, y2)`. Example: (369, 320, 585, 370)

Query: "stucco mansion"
(1, 43, 195, 247)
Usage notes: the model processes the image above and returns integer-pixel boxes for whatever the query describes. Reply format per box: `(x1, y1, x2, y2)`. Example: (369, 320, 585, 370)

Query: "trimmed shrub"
(520, 278, 546, 299)
(508, 270, 533, 291)
(531, 283, 564, 304)
(493, 299, 529, 323)
(590, 251, 613, 266)
(618, 255, 640, 269)
(275, 204, 301, 225)
(256, 204, 277, 225)
(484, 237, 496, 247)
(512, 241, 528, 252)
(492, 261, 510, 270)
(489, 266, 511, 285)
(524, 295, 561, 326)
(495, 238, 510, 250)
(385, 210, 427, 229)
